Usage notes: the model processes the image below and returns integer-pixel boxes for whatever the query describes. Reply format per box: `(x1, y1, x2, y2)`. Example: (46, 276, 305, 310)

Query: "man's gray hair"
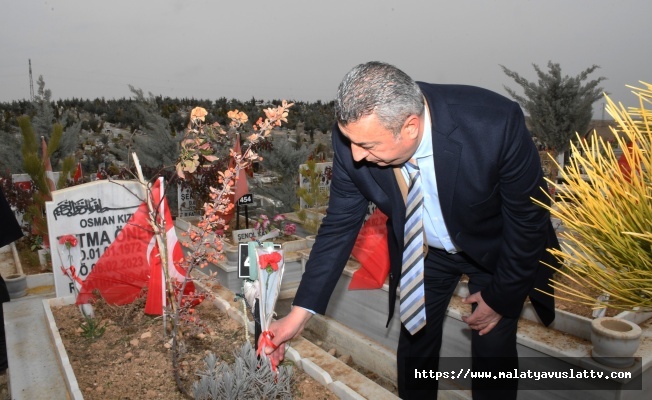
(335, 61, 424, 136)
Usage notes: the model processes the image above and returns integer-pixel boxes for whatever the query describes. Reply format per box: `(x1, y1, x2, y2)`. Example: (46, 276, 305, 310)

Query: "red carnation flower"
(258, 252, 282, 272)
(58, 234, 78, 248)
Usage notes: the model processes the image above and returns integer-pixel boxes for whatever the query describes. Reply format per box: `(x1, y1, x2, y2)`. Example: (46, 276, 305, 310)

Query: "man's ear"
(402, 114, 421, 140)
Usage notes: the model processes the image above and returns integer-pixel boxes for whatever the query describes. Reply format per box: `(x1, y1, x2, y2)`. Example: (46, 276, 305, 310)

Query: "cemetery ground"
(12, 242, 620, 397)
(49, 287, 338, 400)
(5, 217, 625, 399)
(5, 235, 338, 399)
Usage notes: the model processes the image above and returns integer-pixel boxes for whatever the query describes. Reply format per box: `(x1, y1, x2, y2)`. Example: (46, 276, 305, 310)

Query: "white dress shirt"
(401, 105, 460, 253)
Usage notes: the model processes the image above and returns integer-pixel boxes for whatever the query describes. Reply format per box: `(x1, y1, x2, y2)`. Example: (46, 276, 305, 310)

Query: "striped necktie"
(400, 161, 426, 335)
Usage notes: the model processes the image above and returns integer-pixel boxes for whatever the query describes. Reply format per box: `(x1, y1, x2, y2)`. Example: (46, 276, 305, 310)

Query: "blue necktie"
(400, 161, 426, 334)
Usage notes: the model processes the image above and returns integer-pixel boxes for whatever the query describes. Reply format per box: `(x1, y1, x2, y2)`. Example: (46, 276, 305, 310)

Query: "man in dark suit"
(266, 62, 559, 399)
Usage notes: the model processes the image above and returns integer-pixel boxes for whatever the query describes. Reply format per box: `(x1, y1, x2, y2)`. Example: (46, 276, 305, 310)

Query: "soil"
(14, 236, 51, 275)
(50, 293, 338, 400)
(0, 374, 6, 400)
(551, 272, 620, 318)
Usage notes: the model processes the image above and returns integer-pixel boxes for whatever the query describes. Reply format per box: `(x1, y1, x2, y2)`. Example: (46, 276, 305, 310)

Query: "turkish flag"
(230, 133, 250, 203)
(73, 162, 83, 183)
(143, 177, 197, 314)
(77, 178, 197, 314)
(348, 208, 390, 290)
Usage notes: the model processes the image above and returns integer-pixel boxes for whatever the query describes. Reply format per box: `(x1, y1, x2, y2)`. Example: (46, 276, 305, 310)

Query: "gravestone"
(45, 180, 145, 297)
(177, 184, 197, 217)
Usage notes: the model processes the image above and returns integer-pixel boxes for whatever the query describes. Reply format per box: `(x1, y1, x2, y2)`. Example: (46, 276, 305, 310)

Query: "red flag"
(230, 133, 250, 203)
(42, 136, 56, 193)
(240, 135, 254, 177)
(73, 162, 83, 183)
(144, 177, 197, 314)
(76, 204, 151, 306)
(617, 142, 635, 182)
(214, 133, 249, 228)
(77, 178, 196, 314)
(348, 208, 390, 290)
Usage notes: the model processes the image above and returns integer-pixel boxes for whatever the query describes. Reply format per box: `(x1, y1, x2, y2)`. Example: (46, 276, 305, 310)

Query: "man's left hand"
(461, 291, 502, 335)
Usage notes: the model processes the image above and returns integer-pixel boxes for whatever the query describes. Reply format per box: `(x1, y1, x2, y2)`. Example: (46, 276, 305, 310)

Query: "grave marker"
(177, 184, 197, 217)
(46, 180, 145, 297)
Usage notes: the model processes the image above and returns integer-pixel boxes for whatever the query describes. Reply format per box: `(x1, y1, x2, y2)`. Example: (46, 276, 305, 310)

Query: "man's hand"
(461, 291, 502, 336)
(262, 306, 313, 366)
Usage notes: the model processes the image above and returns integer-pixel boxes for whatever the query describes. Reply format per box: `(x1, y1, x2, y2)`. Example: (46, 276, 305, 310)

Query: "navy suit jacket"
(293, 82, 559, 327)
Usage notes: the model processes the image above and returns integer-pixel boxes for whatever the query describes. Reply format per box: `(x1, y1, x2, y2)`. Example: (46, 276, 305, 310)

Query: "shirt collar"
(413, 104, 432, 160)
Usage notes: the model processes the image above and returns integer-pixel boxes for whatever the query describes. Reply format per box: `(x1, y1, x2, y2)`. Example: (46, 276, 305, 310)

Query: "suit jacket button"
(389, 273, 394, 280)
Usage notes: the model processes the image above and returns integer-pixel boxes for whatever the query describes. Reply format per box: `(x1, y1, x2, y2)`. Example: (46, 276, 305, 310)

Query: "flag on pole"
(77, 177, 196, 314)
(41, 136, 56, 193)
(144, 177, 196, 314)
(73, 162, 83, 183)
(236, 133, 254, 177)
(230, 133, 250, 203)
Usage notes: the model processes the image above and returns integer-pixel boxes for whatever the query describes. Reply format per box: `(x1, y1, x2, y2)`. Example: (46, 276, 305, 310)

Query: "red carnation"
(58, 234, 78, 248)
(258, 252, 282, 272)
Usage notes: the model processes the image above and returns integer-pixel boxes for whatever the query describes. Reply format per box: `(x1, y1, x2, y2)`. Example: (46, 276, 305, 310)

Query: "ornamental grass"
(535, 82, 652, 312)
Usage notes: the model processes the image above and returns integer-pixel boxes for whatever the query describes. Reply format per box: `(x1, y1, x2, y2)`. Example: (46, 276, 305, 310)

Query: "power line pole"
(29, 59, 34, 101)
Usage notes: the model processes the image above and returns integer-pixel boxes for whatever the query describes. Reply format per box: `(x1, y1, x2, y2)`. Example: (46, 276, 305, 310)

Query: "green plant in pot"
(534, 83, 651, 368)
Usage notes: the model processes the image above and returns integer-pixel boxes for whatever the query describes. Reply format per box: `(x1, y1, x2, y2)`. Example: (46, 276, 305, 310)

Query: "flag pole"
(159, 177, 166, 320)
(132, 152, 172, 332)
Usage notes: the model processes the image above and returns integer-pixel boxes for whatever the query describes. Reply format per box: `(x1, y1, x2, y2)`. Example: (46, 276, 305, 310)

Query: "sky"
(1, 0, 650, 119)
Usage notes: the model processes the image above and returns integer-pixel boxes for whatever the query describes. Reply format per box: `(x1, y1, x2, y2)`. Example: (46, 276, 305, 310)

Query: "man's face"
(338, 113, 422, 167)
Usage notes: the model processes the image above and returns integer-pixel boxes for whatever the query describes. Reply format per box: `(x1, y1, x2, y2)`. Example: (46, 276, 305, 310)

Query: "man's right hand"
(262, 306, 313, 366)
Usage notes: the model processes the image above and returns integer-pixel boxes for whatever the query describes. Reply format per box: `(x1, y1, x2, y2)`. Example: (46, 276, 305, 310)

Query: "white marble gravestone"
(46, 180, 146, 297)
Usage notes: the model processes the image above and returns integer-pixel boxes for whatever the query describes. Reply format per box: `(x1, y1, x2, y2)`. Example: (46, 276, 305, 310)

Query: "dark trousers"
(397, 247, 520, 400)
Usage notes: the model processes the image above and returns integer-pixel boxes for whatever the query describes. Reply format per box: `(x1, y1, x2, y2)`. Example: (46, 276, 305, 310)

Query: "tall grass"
(535, 82, 652, 311)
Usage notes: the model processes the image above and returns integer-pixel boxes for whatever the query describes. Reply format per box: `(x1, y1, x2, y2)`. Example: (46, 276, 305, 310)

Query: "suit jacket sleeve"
(0, 187, 23, 248)
(473, 102, 553, 318)
(292, 128, 369, 314)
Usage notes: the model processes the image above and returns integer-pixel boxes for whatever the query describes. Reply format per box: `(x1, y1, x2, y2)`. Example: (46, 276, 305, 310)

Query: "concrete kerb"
(193, 274, 399, 400)
(42, 296, 84, 400)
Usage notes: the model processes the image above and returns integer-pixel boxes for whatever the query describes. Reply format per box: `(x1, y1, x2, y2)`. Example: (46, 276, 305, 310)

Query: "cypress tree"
(501, 62, 606, 157)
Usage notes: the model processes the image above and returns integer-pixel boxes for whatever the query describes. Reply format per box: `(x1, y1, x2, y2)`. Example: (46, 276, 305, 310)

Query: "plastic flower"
(259, 252, 282, 272)
(227, 109, 248, 127)
(256, 214, 274, 236)
(58, 235, 78, 249)
(283, 223, 296, 236)
(190, 107, 208, 122)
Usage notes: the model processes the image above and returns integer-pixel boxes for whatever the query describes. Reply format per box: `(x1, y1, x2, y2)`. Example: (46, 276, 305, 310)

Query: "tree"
(121, 86, 180, 171)
(501, 62, 606, 156)
(32, 76, 55, 139)
(253, 137, 313, 214)
(31, 76, 81, 168)
(18, 115, 75, 247)
(0, 131, 24, 172)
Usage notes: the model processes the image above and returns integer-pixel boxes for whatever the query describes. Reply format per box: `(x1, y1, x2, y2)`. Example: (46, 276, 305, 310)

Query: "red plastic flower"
(258, 252, 282, 272)
(58, 234, 78, 248)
